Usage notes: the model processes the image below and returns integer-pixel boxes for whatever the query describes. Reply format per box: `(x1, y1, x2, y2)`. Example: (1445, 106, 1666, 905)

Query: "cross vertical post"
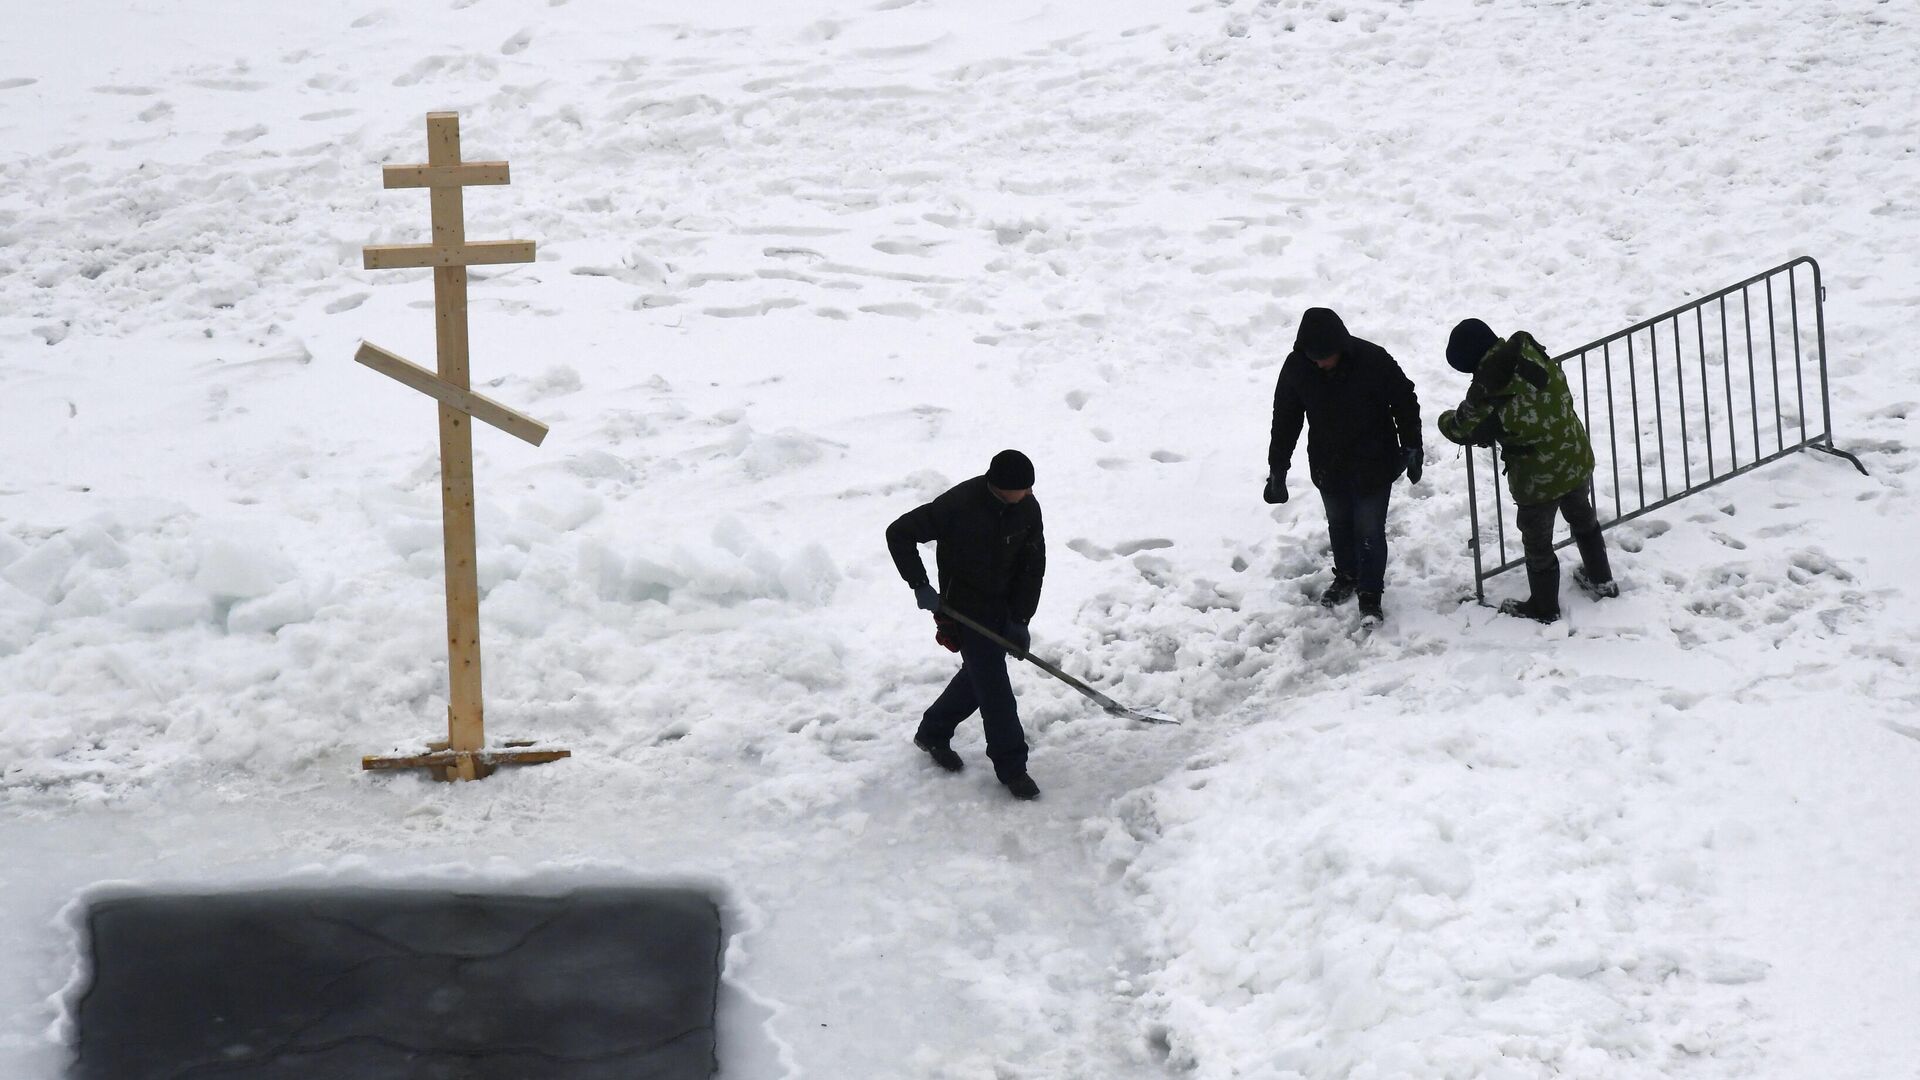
(355, 111, 568, 782)
(425, 113, 485, 764)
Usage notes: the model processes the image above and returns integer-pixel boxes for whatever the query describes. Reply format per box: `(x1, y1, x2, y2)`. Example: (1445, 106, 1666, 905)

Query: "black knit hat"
(1447, 318, 1498, 373)
(1295, 307, 1350, 361)
(986, 449, 1034, 489)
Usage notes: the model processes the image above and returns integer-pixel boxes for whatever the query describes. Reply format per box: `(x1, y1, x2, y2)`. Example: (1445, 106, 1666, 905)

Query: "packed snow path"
(4, 1, 1919, 1078)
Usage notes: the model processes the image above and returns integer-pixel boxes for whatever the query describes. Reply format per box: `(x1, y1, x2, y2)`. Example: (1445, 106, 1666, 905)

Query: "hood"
(1294, 307, 1351, 359)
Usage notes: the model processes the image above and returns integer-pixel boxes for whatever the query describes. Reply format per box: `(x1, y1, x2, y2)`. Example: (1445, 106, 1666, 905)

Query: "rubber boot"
(1499, 561, 1561, 624)
(1571, 529, 1618, 599)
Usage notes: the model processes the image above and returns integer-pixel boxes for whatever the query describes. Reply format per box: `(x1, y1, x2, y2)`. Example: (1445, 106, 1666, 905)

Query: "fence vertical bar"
(1466, 446, 1486, 603)
(1579, 349, 1593, 459)
(1766, 275, 1784, 453)
(1789, 266, 1809, 444)
(1743, 287, 1760, 463)
(1604, 341, 1622, 520)
(1649, 323, 1670, 499)
(1696, 307, 1715, 479)
(1812, 259, 1836, 448)
(1721, 296, 1738, 469)
(1626, 333, 1646, 510)
(1672, 317, 1691, 489)
(1492, 447, 1508, 573)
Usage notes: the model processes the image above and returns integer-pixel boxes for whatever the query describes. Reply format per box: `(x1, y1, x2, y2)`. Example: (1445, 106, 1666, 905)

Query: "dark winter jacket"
(1437, 331, 1595, 505)
(887, 476, 1045, 624)
(1268, 309, 1422, 492)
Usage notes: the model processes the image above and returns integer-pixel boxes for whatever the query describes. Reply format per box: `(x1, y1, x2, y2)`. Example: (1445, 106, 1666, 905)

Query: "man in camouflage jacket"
(1437, 319, 1617, 622)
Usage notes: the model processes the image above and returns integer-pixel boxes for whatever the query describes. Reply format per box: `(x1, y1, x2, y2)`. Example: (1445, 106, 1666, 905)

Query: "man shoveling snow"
(886, 450, 1046, 800)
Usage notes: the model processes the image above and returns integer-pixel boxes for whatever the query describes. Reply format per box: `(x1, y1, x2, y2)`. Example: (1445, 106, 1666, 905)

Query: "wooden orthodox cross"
(357, 112, 570, 782)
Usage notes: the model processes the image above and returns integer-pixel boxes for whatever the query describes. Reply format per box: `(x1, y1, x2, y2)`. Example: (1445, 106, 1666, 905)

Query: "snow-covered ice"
(3, 0, 1918, 1077)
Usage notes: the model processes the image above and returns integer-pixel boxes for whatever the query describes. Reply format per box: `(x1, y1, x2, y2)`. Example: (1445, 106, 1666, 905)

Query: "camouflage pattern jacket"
(1437, 332, 1596, 505)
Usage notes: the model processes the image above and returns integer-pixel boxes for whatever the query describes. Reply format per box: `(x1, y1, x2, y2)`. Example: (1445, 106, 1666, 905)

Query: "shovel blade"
(1107, 703, 1182, 726)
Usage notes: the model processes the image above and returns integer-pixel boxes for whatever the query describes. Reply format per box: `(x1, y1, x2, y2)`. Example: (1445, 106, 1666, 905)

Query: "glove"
(913, 583, 941, 612)
(933, 615, 961, 653)
(1004, 622, 1031, 656)
(1263, 474, 1289, 505)
(1404, 447, 1424, 484)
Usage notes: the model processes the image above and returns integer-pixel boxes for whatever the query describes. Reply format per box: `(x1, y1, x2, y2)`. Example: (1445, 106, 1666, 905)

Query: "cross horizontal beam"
(363, 240, 535, 270)
(355, 341, 550, 446)
(383, 161, 511, 188)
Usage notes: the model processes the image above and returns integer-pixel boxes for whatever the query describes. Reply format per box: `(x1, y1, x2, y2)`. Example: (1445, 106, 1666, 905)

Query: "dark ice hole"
(70, 887, 728, 1080)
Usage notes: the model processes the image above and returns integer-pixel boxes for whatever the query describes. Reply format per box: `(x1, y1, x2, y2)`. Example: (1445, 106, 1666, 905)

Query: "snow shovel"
(937, 607, 1181, 725)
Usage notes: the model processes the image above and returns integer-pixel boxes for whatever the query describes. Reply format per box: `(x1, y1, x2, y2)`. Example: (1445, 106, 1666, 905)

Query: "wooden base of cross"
(363, 734, 570, 783)
(354, 111, 570, 782)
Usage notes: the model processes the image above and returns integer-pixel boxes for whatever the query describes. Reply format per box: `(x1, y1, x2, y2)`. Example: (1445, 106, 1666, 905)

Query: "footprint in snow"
(501, 29, 532, 54)
(1150, 450, 1187, 463)
(1066, 538, 1114, 561)
(859, 302, 924, 319)
(1065, 390, 1090, 411)
(872, 238, 940, 257)
(704, 299, 803, 318)
(324, 293, 369, 314)
(1112, 538, 1174, 556)
(0, 78, 36, 91)
(1614, 518, 1672, 552)
(755, 269, 819, 286)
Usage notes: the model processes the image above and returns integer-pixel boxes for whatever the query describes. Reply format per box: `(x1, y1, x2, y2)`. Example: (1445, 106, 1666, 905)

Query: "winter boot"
(1498, 562, 1561, 624)
(1002, 773, 1041, 801)
(1357, 591, 1385, 624)
(1319, 573, 1358, 608)
(913, 734, 964, 773)
(1572, 567, 1618, 600)
(1572, 529, 1618, 599)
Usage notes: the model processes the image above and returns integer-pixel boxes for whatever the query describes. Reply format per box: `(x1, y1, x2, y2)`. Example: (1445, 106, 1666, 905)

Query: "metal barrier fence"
(1465, 256, 1868, 602)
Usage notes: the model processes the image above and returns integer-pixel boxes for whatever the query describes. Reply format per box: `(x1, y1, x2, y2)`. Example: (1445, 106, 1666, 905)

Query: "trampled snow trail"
(3, 0, 1919, 1077)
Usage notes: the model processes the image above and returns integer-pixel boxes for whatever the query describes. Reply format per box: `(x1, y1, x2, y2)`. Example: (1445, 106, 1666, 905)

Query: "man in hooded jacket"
(1437, 318, 1618, 623)
(885, 450, 1045, 800)
(1266, 308, 1423, 622)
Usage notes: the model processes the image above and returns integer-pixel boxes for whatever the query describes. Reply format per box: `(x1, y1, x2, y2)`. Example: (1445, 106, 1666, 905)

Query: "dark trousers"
(1319, 479, 1393, 594)
(917, 621, 1028, 780)
(1515, 484, 1610, 579)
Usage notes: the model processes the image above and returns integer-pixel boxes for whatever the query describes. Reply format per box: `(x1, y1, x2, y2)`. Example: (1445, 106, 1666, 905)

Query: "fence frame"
(1465, 256, 1868, 603)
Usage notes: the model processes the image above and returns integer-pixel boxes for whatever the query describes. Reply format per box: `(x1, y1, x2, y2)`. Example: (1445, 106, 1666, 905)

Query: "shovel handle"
(936, 606, 1139, 718)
